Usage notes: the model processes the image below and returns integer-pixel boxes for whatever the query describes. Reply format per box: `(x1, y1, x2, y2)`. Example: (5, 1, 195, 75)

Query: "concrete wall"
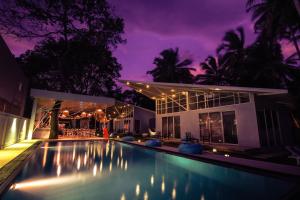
(0, 112, 29, 149)
(0, 36, 28, 116)
(133, 106, 155, 134)
(156, 93, 261, 148)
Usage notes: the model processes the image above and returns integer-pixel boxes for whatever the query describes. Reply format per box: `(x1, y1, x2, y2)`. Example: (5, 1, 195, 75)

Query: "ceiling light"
(146, 85, 150, 88)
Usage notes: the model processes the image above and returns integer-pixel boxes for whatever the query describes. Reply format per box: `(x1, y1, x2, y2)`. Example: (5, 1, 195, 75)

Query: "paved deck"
(126, 140, 300, 178)
(0, 140, 39, 169)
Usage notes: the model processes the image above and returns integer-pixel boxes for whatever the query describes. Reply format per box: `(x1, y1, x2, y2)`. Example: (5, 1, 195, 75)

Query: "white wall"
(134, 107, 155, 133)
(0, 112, 29, 149)
(156, 93, 260, 148)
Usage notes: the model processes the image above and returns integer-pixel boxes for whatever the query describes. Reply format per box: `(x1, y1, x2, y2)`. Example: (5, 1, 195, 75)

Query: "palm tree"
(147, 48, 195, 83)
(216, 26, 246, 85)
(241, 39, 292, 88)
(195, 56, 228, 85)
(246, 0, 300, 60)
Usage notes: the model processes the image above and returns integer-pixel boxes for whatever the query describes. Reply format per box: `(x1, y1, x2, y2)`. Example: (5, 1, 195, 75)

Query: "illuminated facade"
(121, 80, 295, 149)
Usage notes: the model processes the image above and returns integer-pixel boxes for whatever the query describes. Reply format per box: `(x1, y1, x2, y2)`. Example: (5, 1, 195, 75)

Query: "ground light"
(5, 118, 17, 147)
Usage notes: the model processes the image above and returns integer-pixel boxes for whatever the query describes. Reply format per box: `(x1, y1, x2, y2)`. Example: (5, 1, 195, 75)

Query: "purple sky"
(3, 0, 257, 81)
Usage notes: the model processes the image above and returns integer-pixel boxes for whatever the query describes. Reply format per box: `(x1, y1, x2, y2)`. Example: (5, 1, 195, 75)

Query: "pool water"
(2, 141, 296, 200)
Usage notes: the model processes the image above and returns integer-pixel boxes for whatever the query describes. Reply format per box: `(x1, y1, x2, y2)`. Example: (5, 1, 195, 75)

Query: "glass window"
(199, 113, 210, 142)
(209, 112, 223, 143)
(161, 99, 166, 114)
(220, 92, 234, 106)
(174, 116, 181, 138)
(188, 91, 197, 110)
(239, 93, 250, 103)
(222, 111, 238, 144)
(167, 98, 173, 113)
(168, 117, 174, 138)
(162, 117, 168, 137)
(206, 93, 214, 108)
(179, 93, 187, 111)
(214, 93, 220, 107)
(197, 93, 205, 109)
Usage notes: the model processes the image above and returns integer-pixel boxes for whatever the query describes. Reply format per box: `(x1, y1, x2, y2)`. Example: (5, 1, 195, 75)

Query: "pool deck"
(0, 140, 39, 169)
(120, 140, 300, 178)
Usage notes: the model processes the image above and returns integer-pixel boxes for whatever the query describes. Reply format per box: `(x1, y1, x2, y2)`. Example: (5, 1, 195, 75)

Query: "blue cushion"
(121, 136, 135, 141)
(145, 139, 162, 147)
(178, 143, 203, 154)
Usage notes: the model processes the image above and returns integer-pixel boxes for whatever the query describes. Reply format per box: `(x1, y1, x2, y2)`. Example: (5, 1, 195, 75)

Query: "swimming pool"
(2, 140, 297, 200)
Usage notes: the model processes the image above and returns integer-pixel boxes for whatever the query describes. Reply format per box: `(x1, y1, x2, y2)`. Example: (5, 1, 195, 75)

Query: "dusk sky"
(3, 0, 257, 81)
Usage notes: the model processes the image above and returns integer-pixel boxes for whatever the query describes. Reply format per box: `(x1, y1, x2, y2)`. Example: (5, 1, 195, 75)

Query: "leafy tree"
(147, 48, 195, 83)
(195, 56, 228, 85)
(0, 0, 125, 138)
(19, 38, 122, 96)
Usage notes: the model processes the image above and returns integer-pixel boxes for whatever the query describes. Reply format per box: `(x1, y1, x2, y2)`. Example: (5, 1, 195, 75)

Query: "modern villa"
(121, 80, 295, 149)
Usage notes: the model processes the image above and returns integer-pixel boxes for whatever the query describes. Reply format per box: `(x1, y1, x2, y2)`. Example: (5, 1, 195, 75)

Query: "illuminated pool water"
(2, 141, 296, 200)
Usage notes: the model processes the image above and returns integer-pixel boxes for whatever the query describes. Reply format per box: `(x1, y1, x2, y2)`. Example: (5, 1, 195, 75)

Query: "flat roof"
(31, 89, 115, 112)
(120, 80, 288, 99)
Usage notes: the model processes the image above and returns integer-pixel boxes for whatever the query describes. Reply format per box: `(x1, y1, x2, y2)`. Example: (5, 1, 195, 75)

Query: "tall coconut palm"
(246, 0, 300, 60)
(217, 26, 247, 85)
(147, 48, 195, 83)
(242, 39, 292, 88)
(195, 56, 228, 85)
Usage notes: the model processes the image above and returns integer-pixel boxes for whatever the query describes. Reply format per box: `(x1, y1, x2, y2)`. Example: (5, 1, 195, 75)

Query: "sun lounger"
(286, 146, 300, 166)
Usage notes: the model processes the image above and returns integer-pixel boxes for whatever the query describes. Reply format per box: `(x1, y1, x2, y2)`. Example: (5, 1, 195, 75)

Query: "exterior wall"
(254, 94, 294, 146)
(0, 36, 28, 116)
(0, 112, 29, 149)
(133, 106, 155, 134)
(156, 93, 261, 148)
(112, 106, 155, 134)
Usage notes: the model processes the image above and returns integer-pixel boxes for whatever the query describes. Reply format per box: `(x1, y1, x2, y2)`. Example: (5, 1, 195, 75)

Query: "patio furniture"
(142, 133, 148, 138)
(145, 139, 162, 147)
(178, 143, 203, 154)
(181, 132, 199, 143)
(121, 136, 135, 142)
(286, 146, 300, 166)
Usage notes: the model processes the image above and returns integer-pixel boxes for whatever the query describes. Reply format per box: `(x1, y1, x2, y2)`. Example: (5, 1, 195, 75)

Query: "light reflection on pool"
(2, 141, 296, 200)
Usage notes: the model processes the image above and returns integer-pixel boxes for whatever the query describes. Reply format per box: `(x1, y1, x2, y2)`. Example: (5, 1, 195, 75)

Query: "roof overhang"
(30, 89, 115, 112)
(120, 80, 288, 99)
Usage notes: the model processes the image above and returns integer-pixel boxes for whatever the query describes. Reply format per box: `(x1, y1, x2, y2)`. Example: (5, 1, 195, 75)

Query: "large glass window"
(199, 111, 238, 144)
(222, 111, 238, 144)
(158, 91, 250, 115)
(162, 116, 180, 139)
(209, 112, 223, 143)
(199, 113, 210, 142)
(174, 116, 181, 138)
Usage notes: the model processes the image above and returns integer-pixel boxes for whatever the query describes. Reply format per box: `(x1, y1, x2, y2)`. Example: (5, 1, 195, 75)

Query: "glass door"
(199, 113, 210, 142)
(162, 117, 168, 138)
(209, 112, 223, 143)
(174, 116, 181, 138)
(161, 116, 180, 139)
(222, 111, 238, 144)
(167, 117, 174, 138)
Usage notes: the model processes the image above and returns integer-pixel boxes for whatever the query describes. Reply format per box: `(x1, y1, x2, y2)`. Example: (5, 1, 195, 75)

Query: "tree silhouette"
(195, 56, 228, 85)
(246, 0, 300, 61)
(147, 48, 195, 83)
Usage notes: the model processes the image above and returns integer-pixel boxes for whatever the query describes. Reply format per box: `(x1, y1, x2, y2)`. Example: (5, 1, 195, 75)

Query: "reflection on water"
(3, 140, 295, 200)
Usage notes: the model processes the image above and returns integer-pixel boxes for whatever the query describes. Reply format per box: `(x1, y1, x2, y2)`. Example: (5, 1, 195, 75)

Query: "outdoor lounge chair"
(286, 146, 300, 166)
(149, 128, 157, 137)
